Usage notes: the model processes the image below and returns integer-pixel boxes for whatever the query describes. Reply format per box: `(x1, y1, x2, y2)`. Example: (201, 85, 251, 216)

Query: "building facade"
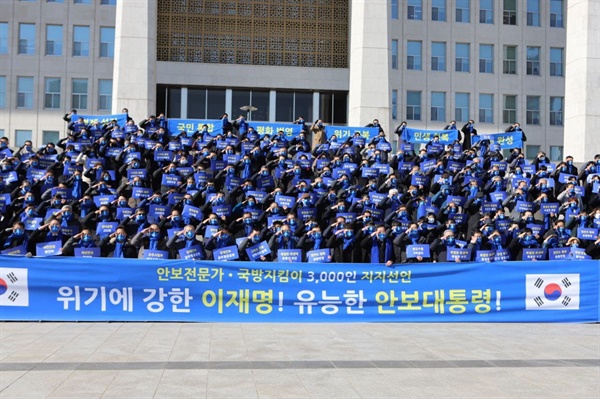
(1, 0, 596, 161)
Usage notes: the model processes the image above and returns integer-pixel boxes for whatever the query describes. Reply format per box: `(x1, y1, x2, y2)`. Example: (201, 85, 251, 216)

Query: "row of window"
(391, 91, 563, 127)
(0, 76, 112, 111)
(21, 1, 116, 4)
(0, 23, 114, 58)
(391, 41, 564, 77)
(392, 0, 564, 28)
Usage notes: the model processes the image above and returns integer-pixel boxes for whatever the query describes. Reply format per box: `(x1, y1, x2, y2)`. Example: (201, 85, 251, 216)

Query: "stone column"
(564, 0, 600, 161)
(112, 0, 157, 122)
(348, 0, 391, 134)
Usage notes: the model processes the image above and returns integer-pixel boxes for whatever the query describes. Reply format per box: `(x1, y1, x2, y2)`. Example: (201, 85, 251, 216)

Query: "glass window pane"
(46, 25, 63, 56)
(549, 146, 563, 161)
(391, 0, 399, 19)
(408, 0, 423, 21)
(294, 92, 313, 123)
(0, 22, 8, 55)
(407, 41, 422, 70)
(15, 130, 32, 147)
(432, 0, 446, 21)
(18, 23, 36, 55)
(391, 39, 398, 69)
(187, 88, 206, 119)
(98, 79, 113, 111)
(479, 0, 494, 24)
(99, 27, 115, 58)
(525, 145, 541, 159)
(73, 26, 90, 57)
(250, 91, 270, 121)
(42, 131, 60, 145)
(276, 92, 294, 122)
(456, 0, 470, 23)
(167, 87, 181, 118)
(206, 89, 225, 119)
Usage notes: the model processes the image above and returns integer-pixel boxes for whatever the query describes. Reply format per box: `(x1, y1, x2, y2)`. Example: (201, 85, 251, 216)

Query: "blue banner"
(472, 131, 524, 149)
(248, 122, 303, 139)
(167, 119, 224, 136)
(401, 128, 459, 145)
(79, 113, 128, 128)
(0, 257, 598, 322)
(324, 126, 379, 141)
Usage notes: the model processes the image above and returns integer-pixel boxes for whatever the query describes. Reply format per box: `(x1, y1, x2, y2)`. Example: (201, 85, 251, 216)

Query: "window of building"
(45, 24, 63, 56)
(479, 0, 494, 24)
(407, 41, 422, 70)
(455, 93, 470, 122)
(73, 26, 90, 57)
(17, 76, 34, 109)
(479, 44, 494, 73)
(0, 23, 8, 55)
(392, 90, 398, 120)
(503, 0, 517, 25)
(275, 91, 312, 122)
(407, 0, 423, 20)
(47, 0, 65, 3)
(406, 91, 421, 121)
(503, 94, 517, 124)
(550, 0, 564, 28)
(15, 130, 32, 147)
(525, 145, 541, 160)
(101, 0, 116, 5)
(527, 0, 540, 26)
(71, 78, 88, 110)
(431, 42, 446, 71)
(526, 96, 540, 125)
(431, 92, 446, 122)
(432, 0, 446, 21)
(319, 92, 348, 124)
(550, 97, 563, 126)
(391, 0, 399, 19)
(231, 89, 270, 122)
(44, 77, 61, 109)
(503, 45, 517, 74)
(456, 0, 470, 23)
(74, 0, 91, 4)
(42, 131, 60, 145)
(391, 39, 398, 70)
(99, 27, 115, 58)
(98, 79, 112, 111)
(455, 43, 470, 72)
(187, 88, 227, 119)
(549, 145, 563, 161)
(526, 47, 540, 76)
(0, 76, 6, 109)
(18, 23, 35, 55)
(550, 47, 564, 77)
(479, 93, 494, 123)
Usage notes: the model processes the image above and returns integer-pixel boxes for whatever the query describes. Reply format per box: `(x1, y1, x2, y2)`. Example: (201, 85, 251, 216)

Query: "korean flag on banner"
(525, 274, 580, 310)
(0, 268, 29, 307)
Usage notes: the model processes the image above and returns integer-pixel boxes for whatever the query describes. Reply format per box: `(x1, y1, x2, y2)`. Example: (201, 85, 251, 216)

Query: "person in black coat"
(460, 120, 478, 150)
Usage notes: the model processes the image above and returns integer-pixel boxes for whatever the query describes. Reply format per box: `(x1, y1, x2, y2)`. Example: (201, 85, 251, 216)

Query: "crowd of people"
(1, 109, 599, 264)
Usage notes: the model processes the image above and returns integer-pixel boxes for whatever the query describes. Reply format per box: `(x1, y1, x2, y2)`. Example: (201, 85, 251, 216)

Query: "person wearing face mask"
(61, 229, 98, 256)
(430, 230, 461, 263)
(322, 199, 348, 224)
(298, 226, 328, 255)
(204, 228, 235, 259)
(393, 223, 428, 263)
(201, 191, 229, 214)
(507, 228, 540, 260)
(228, 212, 257, 239)
(131, 224, 168, 258)
(100, 228, 137, 258)
(268, 225, 299, 257)
(81, 205, 114, 230)
(30, 219, 68, 254)
(122, 209, 150, 236)
(166, 224, 206, 260)
(238, 228, 270, 262)
(360, 225, 394, 266)
(326, 223, 359, 263)
(1, 221, 30, 250)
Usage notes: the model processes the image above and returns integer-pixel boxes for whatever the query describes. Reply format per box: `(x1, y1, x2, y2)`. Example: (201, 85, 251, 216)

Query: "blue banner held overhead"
(472, 131, 524, 149)
(167, 119, 225, 136)
(324, 126, 379, 141)
(0, 256, 598, 322)
(248, 122, 303, 139)
(401, 127, 459, 145)
(79, 113, 128, 128)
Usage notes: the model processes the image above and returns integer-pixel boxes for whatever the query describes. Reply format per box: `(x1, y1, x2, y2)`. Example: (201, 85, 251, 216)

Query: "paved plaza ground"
(0, 322, 598, 398)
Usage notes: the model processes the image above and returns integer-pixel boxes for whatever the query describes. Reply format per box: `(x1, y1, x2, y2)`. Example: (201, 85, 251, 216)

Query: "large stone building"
(0, 0, 598, 161)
